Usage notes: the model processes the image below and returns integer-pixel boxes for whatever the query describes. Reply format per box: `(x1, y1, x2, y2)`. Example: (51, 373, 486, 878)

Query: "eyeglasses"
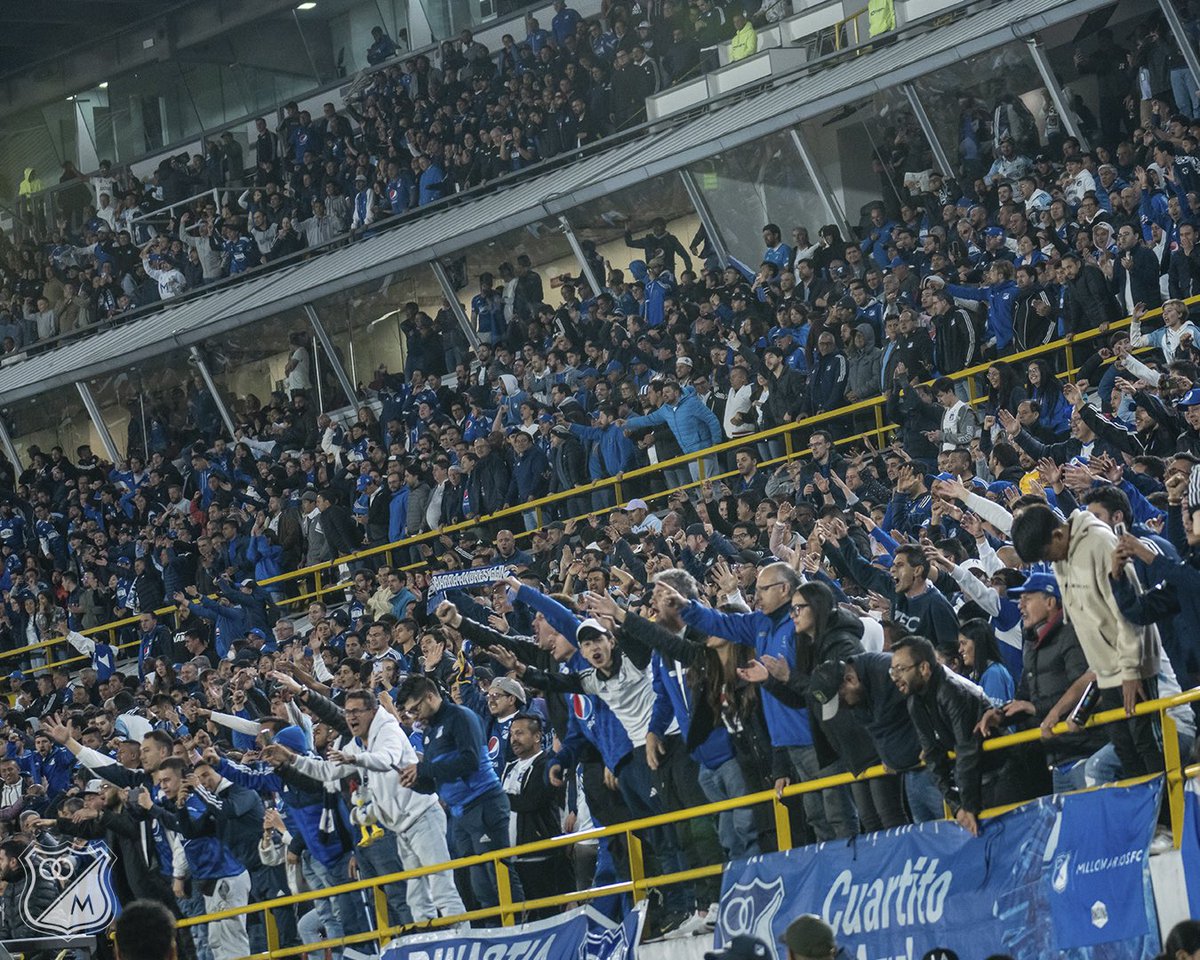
(344, 707, 373, 716)
(888, 663, 918, 677)
(790, 602, 810, 613)
(758, 582, 790, 592)
(486, 692, 514, 701)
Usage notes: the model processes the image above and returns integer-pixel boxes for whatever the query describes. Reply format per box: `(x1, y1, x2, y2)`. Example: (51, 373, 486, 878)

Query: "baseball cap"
(781, 915, 837, 959)
(238, 578, 255, 588)
(704, 937, 770, 960)
(8, 671, 21, 682)
(809, 660, 847, 721)
(1007, 570, 1060, 599)
(637, 19, 651, 28)
(489, 676, 527, 704)
(622, 499, 649, 512)
(84, 779, 105, 795)
(984, 226, 1006, 238)
(247, 627, 268, 640)
(685, 523, 708, 538)
(1177, 387, 1200, 407)
(676, 356, 694, 368)
(576, 618, 610, 642)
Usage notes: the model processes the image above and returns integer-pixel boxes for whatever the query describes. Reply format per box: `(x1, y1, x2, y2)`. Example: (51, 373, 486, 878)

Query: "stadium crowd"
(0, 6, 1200, 959)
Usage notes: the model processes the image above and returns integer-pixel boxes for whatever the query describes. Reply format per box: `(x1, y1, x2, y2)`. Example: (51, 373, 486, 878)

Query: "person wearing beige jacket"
(1011, 503, 1164, 788)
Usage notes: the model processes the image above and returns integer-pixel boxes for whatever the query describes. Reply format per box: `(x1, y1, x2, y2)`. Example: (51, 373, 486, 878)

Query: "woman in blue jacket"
(957, 618, 1015, 706)
(1025, 357, 1071, 438)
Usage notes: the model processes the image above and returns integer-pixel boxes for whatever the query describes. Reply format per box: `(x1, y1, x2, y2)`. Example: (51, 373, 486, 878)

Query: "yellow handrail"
(4, 295, 1182, 674)
(175, 687, 1200, 960)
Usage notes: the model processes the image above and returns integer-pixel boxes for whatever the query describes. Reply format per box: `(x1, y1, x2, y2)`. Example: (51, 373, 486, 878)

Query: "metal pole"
(788, 128, 853, 238)
(557, 214, 604, 296)
(188, 345, 238, 439)
(900, 84, 956, 177)
(1025, 38, 1089, 152)
(292, 9, 325, 85)
(679, 168, 731, 267)
(76, 382, 120, 463)
(0, 417, 23, 473)
(429, 260, 482, 351)
(1157, 0, 1200, 98)
(304, 303, 358, 408)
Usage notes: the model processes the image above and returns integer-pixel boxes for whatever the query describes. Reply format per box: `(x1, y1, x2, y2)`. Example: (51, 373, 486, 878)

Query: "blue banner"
(382, 905, 643, 960)
(1179, 782, 1200, 918)
(715, 780, 1161, 960)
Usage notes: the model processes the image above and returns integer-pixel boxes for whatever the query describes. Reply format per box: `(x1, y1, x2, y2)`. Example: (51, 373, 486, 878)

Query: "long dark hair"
(1161, 920, 1200, 960)
(794, 580, 838, 645)
(959, 618, 1004, 679)
(1025, 357, 1063, 408)
(985, 361, 1021, 414)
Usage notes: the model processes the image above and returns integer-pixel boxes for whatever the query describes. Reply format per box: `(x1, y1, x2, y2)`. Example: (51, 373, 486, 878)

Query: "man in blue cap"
(976, 571, 1105, 793)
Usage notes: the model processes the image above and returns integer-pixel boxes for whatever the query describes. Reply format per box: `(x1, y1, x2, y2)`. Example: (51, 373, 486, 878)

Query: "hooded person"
(270, 690, 467, 924)
(846, 322, 882, 401)
(498, 373, 529, 426)
(17, 167, 42, 197)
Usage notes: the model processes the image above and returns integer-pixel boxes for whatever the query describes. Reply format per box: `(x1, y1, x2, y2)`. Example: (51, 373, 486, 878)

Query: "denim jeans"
(178, 893, 214, 960)
(617, 746, 693, 913)
(903, 768, 945, 823)
(785, 745, 857, 841)
(354, 827, 413, 927)
(698, 758, 762, 860)
(1172, 66, 1200, 119)
(1051, 758, 1089, 794)
(449, 788, 524, 914)
(305, 849, 373, 949)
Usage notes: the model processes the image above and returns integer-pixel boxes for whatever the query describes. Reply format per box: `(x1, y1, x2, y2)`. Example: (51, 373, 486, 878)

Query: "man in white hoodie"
(262, 689, 465, 923)
(1011, 503, 1164, 787)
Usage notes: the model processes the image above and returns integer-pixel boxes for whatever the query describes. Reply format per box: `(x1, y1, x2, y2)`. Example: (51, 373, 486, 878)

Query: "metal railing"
(172, 688, 1200, 959)
(0, 295, 1177, 676)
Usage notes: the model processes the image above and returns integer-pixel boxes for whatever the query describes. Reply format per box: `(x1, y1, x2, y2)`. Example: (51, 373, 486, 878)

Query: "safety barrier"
(1, 294, 1182, 676)
(173, 687, 1200, 959)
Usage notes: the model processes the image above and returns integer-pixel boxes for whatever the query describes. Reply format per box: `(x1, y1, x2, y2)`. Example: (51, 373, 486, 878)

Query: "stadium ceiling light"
(98, 82, 109, 89)
(296, 2, 317, 9)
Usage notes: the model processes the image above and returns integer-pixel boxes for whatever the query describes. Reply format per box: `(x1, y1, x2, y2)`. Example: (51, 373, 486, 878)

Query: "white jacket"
(1053, 510, 1158, 688)
(291, 706, 438, 834)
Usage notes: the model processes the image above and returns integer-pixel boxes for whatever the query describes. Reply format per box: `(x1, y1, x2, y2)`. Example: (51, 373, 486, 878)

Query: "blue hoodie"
(217, 726, 353, 869)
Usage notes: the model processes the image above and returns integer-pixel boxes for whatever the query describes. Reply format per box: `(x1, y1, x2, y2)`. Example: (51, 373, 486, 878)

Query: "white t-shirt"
(285, 347, 311, 393)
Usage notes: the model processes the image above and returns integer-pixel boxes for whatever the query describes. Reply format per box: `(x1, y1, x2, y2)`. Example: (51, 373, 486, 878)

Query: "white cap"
(623, 499, 649, 512)
(577, 618, 609, 640)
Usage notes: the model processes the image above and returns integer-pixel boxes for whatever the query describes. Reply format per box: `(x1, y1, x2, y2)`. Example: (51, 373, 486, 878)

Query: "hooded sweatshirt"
(1053, 510, 1159, 688)
(846, 323, 882, 399)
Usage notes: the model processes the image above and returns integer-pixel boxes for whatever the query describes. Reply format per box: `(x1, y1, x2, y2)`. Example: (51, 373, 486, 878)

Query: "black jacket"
(319, 504, 361, 559)
(1109, 245, 1163, 311)
(906, 665, 996, 815)
(1064, 262, 1121, 333)
(843, 652, 923, 772)
(504, 752, 565, 848)
(933, 306, 979, 374)
(1011, 284, 1056, 353)
(56, 809, 176, 906)
(1015, 615, 1107, 764)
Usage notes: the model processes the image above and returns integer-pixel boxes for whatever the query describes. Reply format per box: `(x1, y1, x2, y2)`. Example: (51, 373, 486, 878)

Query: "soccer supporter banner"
(426, 563, 511, 612)
(715, 780, 1162, 960)
(382, 906, 643, 960)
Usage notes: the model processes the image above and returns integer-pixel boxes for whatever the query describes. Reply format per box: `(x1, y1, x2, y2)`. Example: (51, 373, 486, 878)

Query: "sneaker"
(704, 903, 720, 927)
(663, 911, 710, 939)
(1150, 826, 1175, 855)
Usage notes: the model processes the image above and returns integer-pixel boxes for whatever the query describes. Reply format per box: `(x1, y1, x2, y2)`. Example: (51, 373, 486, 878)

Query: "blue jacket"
(152, 793, 243, 880)
(189, 598, 247, 658)
(625, 387, 722, 454)
(649, 651, 735, 771)
(414, 700, 503, 816)
(680, 601, 813, 748)
(947, 279, 1019, 351)
(247, 535, 283, 581)
(808, 350, 849, 414)
(218, 757, 352, 869)
(509, 445, 550, 503)
(569, 422, 637, 479)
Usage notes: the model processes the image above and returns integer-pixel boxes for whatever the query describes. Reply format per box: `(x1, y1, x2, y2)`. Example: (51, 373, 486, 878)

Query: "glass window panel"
(203, 308, 339, 416)
(86, 347, 197, 460)
(5, 388, 92, 467)
(686, 129, 824, 267)
(800, 88, 942, 234)
(568, 173, 701, 282)
(908, 42, 1050, 186)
